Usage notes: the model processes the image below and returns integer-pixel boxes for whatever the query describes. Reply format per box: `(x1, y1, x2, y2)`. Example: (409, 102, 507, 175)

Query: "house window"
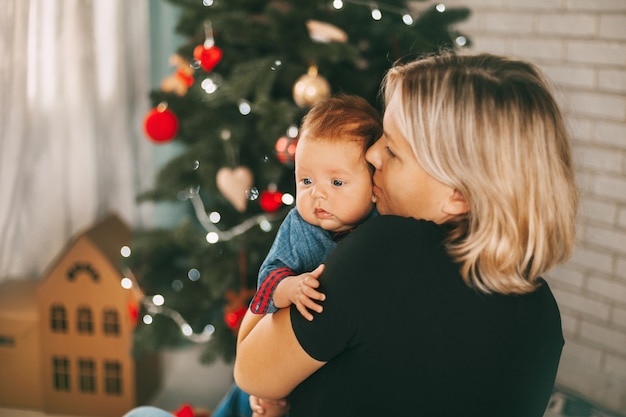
(103, 309, 120, 336)
(50, 304, 68, 333)
(104, 360, 122, 395)
(67, 262, 99, 282)
(52, 356, 71, 391)
(0, 335, 15, 347)
(79, 358, 96, 393)
(77, 306, 93, 334)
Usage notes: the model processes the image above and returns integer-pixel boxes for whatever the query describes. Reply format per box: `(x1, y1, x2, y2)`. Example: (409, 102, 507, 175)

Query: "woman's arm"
(234, 307, 326, 399)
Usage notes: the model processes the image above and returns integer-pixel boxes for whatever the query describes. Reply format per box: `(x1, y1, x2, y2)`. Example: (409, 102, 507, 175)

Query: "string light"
(238, 99, 251, 115)
(370, 3, 382, 20)
(206, 232, 219, 244)
(141, 296, 215, 343)
(188, 269, 201, 281)
(188, 192, 284, 242)
(281, 193, 295, 205)
(117, 265, 214, 343)
(201, 77, 219, 94)
(209, 211, 221, 223)
(120, 246, 131, 257)
(287, 124, 299, 138)
(332, 0, 417, 25)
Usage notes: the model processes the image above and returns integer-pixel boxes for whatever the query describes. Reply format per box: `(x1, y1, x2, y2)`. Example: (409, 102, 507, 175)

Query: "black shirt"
(290, 215, 563, 417)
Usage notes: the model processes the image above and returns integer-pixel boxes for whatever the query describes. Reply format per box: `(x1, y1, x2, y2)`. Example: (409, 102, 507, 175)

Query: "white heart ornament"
(216, 167, 254, 213)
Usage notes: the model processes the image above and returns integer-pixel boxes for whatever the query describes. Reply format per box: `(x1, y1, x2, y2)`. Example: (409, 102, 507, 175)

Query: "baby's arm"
(250, 265, 326, 320)
(250, 266, 294, 314)
(252, 208, 333, 315)
(273, 265, 325, 321)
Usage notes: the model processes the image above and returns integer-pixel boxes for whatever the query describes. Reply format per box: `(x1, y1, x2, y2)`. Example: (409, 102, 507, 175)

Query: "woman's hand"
(274, 264, 326, 320)
(250, 395, 290, 417)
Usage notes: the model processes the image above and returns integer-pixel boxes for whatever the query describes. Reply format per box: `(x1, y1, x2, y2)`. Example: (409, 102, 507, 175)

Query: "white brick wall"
(439, 0, 626, 412)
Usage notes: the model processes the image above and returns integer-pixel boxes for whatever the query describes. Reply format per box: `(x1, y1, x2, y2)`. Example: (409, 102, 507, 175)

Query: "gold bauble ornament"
(292, 65, 331, 108)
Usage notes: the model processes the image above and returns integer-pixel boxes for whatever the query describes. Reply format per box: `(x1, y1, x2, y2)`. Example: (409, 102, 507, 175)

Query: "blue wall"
(148, 0, 186, 228)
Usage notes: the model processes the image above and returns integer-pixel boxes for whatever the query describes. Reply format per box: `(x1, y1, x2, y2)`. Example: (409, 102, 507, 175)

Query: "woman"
(234, 52, 578, 417)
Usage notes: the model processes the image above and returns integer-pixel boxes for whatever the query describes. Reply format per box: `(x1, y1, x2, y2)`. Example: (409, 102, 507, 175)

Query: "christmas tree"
(130, 0, 471, 364)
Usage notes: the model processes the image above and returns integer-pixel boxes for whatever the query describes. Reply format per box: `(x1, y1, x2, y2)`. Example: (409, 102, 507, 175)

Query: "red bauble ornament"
(127, 301, 139, 326)
(275, 136, 298, 167)
(224, 306, 247, 330)
(143, 104, 179, 143)
(193, 45, 223, 72)
(224, 289, 256, 331)
(260, 189, 284, 212)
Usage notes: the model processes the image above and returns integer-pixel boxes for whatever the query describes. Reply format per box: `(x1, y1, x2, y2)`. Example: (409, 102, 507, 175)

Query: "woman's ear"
(443, 189, 469, 216)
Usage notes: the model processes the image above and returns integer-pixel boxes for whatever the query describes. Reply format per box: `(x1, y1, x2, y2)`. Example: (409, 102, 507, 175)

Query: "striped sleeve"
(249, 267, 295, 314)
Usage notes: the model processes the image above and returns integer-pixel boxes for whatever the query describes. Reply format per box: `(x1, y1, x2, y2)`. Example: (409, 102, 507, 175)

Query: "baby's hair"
(299, 94, 382, 156)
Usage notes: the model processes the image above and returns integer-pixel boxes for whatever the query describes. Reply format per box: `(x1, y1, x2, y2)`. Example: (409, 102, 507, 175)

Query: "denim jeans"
(121, 385, 253, 417)
(122, 406, 174, 417)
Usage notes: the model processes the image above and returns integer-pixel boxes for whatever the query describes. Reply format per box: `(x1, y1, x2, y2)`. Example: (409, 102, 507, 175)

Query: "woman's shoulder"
(355, 215, 442, 238)
(359, 214, 427, 227)
(336, 215, 447, 257)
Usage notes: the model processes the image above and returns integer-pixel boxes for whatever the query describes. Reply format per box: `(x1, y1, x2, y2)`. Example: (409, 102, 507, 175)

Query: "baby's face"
(294, 137, 375, 232)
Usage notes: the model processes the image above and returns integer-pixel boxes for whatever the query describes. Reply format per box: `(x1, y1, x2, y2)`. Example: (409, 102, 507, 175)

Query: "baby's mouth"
(314, 208, 332, 218)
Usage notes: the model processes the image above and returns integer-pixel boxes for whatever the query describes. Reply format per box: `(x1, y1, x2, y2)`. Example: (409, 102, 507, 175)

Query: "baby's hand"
(294, 264, 326, 320)
(250, 395, 289, 417)
(274, 264, 325, 321)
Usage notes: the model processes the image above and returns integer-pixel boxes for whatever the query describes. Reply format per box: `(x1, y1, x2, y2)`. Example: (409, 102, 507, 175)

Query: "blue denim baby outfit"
(250, 208, 336, 314)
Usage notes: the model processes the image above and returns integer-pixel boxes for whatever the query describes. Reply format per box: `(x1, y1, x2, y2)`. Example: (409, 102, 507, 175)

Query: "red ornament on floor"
(172, 403, 210, 417)
(173, 404, 194, 417)
(143, 104, 179, 143)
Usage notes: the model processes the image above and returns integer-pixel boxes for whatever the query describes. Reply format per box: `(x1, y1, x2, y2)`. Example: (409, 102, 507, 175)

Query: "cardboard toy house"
(0, 214, 161, 417)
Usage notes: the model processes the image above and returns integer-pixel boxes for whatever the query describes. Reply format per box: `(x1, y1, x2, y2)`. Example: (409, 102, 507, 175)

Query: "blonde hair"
(384, 52, 578, 294)
(299, 94, 382, 157)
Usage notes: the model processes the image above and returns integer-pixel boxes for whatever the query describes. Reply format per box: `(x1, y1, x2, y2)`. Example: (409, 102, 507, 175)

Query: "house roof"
(80, 213, 131, 269)
(39, 213, 132, 283)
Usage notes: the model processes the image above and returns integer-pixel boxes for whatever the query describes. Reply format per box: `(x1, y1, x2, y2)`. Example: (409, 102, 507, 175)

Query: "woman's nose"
(365, 142, 380, 168)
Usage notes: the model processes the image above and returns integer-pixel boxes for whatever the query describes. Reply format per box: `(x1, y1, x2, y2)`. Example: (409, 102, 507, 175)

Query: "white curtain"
(0, 0, 154, 281)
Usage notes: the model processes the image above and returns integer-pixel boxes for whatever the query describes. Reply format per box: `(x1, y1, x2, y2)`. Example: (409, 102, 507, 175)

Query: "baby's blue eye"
(332, 179, 344, 186)
(303, 178, 312, 185)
